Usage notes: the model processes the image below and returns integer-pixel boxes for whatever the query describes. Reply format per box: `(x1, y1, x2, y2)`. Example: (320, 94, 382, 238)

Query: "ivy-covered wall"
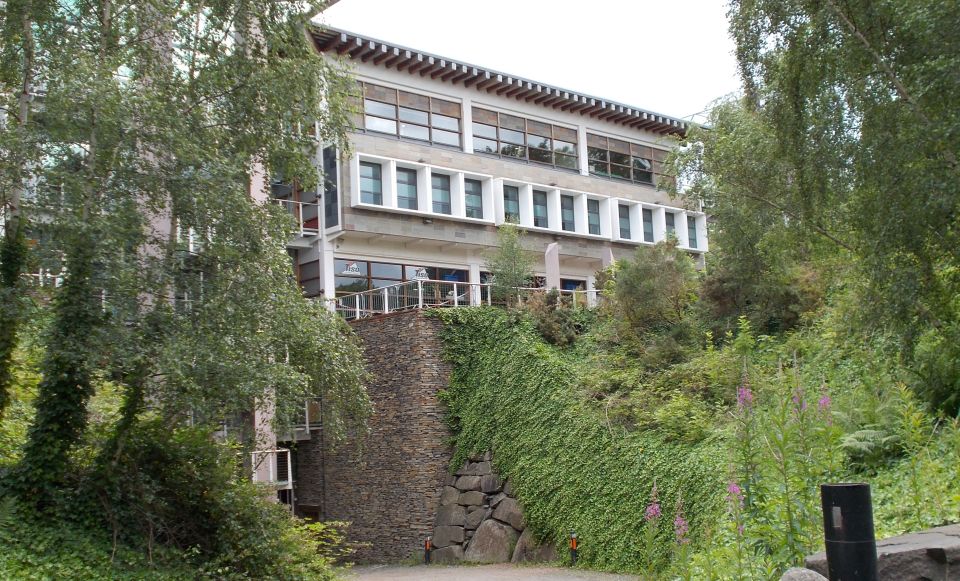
(434, 308, 726, 572)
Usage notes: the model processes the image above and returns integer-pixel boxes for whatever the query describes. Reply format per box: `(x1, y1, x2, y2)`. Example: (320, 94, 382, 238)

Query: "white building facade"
(283, 28, 707, 308)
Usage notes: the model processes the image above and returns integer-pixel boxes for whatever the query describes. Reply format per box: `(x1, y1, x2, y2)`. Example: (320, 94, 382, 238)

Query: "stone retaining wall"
(294, 311, 453, 563)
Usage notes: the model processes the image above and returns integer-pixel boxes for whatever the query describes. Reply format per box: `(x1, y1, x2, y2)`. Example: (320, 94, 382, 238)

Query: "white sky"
(319, 0, 741, 122)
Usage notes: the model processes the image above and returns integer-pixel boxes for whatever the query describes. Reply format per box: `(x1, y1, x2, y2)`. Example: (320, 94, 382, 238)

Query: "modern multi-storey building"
(274, 27, 707, 314)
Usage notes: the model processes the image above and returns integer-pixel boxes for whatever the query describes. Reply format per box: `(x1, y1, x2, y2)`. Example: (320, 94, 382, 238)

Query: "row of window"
(355, 83, 672, 184)
(357, 157, 700, 247)
(359, 161, 485, 219)
(360, 82, 462, 148)
(616, 204, 698, 248)
(471, 107, 578, 170)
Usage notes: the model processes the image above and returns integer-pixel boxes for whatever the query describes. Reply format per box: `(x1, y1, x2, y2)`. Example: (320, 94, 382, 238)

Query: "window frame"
(464, 178, 484, 219)
(586, 133, 669, 187)
(687, 215, 698, 249)
(642, 208, 654, 242)
(395, 167, 418, 210)
(618, 204, 631, 240)
(359, 161, 383, 205)
(472, 107, 578, 171)
(360, 82, 462, 149)
(503, 185, 520, 224)
(532, 190, 549, 228)
(431, 173, 452, 215)
(587, 198, 601, 235)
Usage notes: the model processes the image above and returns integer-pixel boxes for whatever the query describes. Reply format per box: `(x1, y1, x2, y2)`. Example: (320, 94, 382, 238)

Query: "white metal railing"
(22, 269, 64, 288)
(272, 199, 320, 236)
(331, 279, 601, 320)
(251, 448, 293, 490)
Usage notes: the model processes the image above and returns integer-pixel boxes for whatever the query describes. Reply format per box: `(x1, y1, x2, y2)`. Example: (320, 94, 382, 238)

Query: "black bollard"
(569, 531, 578, 566)
(424, 536, 432, 564)
(820, 483, 877, 581)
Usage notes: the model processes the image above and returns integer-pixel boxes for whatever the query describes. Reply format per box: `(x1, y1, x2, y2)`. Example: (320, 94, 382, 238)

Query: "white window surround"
(348, 152, 707, 252)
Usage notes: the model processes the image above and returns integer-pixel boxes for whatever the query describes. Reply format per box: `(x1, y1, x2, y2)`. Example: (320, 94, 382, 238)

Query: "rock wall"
(429, 454, 557, 565)
(295, 311, 453, 563)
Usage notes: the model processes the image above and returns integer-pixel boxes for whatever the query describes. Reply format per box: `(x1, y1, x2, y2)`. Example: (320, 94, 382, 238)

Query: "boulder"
(458, 491, 486, 506)
(492, 497, 526, 531)
(489, 492, 507, 508)
(432, 525, 464, 548)
(464, 519, 519, 563)
(511, 527, 559, 563)
(435, 504, 466, 527)
(502, 480, 514, 496)
(779, 568, 827, 581)
(455, 475, 482, 491)
(439, 486, 459, 506)
(445, 473, 457, 486)
(480, 474, 502, 493)
(805, 523, 960, 581)
(430, 545, 463, 564)
(465, 507, 491, 530)
(457, 461, 492, 476)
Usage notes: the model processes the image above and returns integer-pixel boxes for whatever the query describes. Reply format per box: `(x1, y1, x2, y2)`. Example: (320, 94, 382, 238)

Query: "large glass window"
(322, 146, 339, 228)
(619, 204, 631, 239)
(472, 107, 578, 170)
(665, 211, 676, 236)
(587, 199, 601, 235)
(532, 190, 548, 228)
(587, 133, 668, 186)
(642, 208, 654, 242)
(359, 161, 382, 205)
(687, 215, 698, 249)
(432, 174, 451, 215)
(396, 167, 418, 210)
(360, 82, 462, 148)
(560, 195, 575, 232)
(334, 259, 469, 296)
(503, 185, 520, 224)
(464, 179, 483, 219)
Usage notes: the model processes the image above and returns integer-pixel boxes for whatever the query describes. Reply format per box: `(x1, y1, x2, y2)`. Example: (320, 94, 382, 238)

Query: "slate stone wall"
(297, 310, 453, 563)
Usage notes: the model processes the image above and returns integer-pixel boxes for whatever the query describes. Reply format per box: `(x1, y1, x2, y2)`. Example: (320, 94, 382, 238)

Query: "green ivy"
(433, 308, 725, 573)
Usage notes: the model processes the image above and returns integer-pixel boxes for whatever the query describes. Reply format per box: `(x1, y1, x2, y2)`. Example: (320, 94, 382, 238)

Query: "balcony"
(250, 448, 293, 490)
(272, 199, 320, 238)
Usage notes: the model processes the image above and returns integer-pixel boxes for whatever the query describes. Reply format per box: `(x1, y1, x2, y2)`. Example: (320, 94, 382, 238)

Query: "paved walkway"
(345, 564, 638, 580)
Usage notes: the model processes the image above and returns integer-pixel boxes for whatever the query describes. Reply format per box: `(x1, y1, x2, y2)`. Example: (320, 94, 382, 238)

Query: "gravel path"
(345, 564, 638, 581)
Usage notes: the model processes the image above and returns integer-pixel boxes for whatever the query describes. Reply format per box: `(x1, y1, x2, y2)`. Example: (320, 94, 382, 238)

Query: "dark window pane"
(359, 162, 382, 205)
(399, 123, 430, 141)
(465, 178, 483, 219)
(364, 99, 396, 118)
(405, 265, 436, 280)
(529, 147, 552, 164)
(632, 157, 652, 171)
(588, 160, 609, 176)
(643, 208, 654, 242)
(687, 216, 698, 248)
(473, 137, 497, 154)
(527, 134, 551, 149)
(500, 144, 526, 159)
(556, 154, 578, 169)
(610, 164, 631, 180)
(665, 211, 676, 235)
(503, 185, 520, 224)
(633, 169, 653, 184)
(472, 122, 497, 139)
(396, 167, 418, 209)
(499, 128, 525, 145)
(432, 129, 460, 147)
(553, 125, 577, 143)
(364, 116, 397, 135)
(372, 278, 401, 289)
(587, 147, 608, 162)
(370, 262, 403, 278)
(588, 199, 600, 235)
(619, 205, 632, 239)
(432, 174, 451, 215)
(431, 113, 460, 131)
(335, 276, 368, 293)
(609, 151, 630, 166)
(533, 191, 548, 228)
(399, 106, 428, 124)
(561, 195, 575, 231)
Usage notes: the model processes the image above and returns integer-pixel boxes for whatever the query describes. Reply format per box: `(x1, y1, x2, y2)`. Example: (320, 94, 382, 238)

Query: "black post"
(820, 483, 877, 581)
(569, 531, 578, 566)
(424, 536, 432, 564)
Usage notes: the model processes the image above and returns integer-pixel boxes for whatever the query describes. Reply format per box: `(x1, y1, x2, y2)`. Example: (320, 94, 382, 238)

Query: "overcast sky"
(319, 0, 742, 122)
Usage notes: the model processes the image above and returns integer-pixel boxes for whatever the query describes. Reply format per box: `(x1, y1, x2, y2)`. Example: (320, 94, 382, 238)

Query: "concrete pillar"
(545, 242, 561, 290)
(602, 247, 615, 267)
(586, 274, 598, 307)
(577, 124, 589, 177)
(461, 96, 473, 155)
(468, 261, 482, 305)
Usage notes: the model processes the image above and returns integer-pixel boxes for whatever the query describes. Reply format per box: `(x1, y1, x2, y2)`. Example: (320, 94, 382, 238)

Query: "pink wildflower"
(818, 394, 831, 411)
(736, 385, 754, 409)
(644, 501, 661, 521)
(674, 514, 689, 544)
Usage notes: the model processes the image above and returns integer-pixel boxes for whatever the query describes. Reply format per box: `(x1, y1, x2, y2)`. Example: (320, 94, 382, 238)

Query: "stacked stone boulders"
(429, 453, 557, 564)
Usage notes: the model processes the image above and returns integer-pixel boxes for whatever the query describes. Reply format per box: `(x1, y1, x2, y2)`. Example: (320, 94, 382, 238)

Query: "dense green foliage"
(674, 0, 960, 414)
(485, 223, 535, 306)
(435, 239, 960, 578)
(434, 307, 726, 573)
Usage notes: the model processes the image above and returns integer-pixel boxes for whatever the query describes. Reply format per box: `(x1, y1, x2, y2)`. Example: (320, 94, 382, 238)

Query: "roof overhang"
(310, 27, 688, 138)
